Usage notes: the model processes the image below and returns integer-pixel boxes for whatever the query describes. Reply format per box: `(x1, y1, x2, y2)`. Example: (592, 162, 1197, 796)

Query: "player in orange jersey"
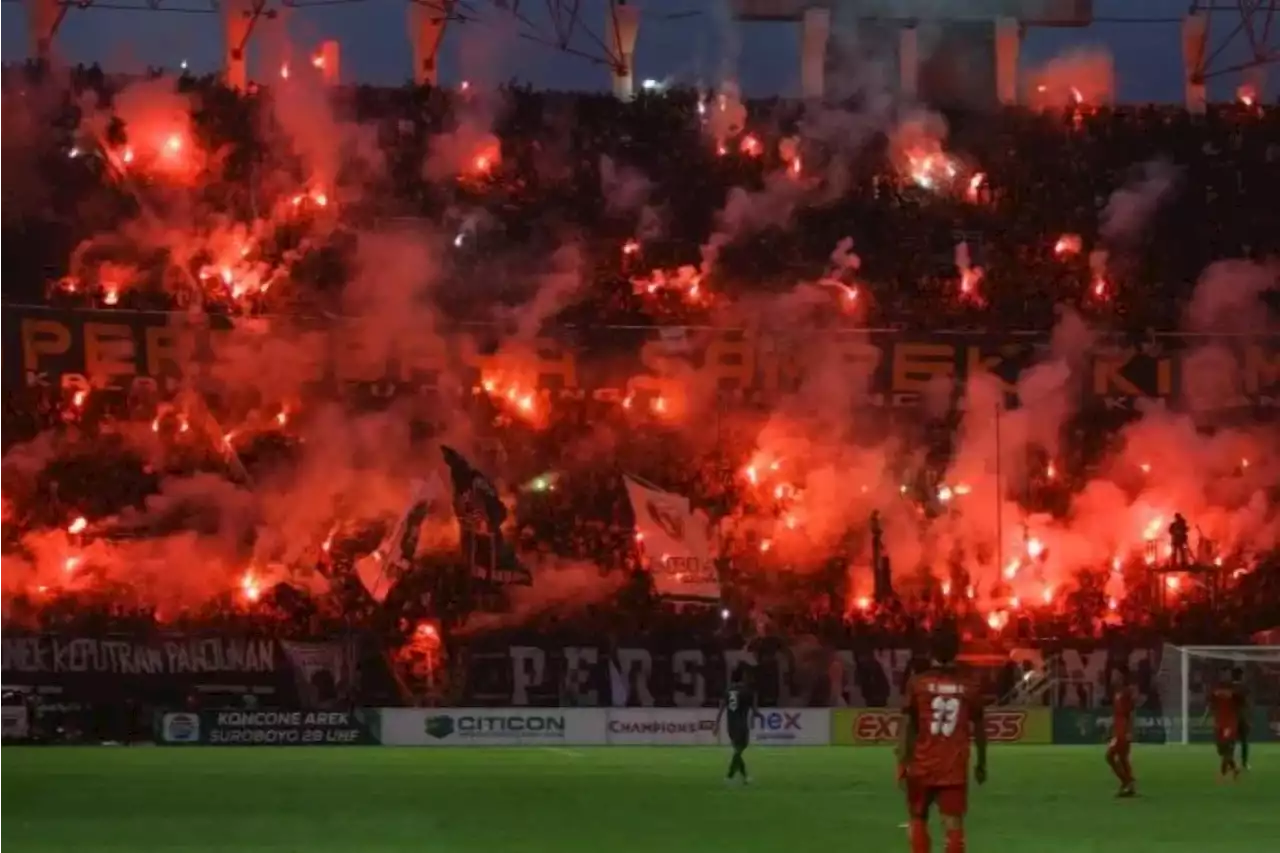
(897, 622, 987, 853)
(1105, 669, 1136, 797)
(1209, 667, 1245, 779)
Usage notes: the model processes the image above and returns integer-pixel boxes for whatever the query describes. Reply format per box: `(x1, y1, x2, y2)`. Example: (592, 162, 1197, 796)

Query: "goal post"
(1159, 644, 1280, 745)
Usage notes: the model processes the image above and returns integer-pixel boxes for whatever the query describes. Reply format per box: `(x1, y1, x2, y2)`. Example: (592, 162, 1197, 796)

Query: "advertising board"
(832, 708, 1051, 746)
(607, 708, 829, 746)
(372, 708, 831, 746)
(606, 708, 719, 745)
(157, 709, 378, 746)
(1052, 707, 1278, 745)
(376, 708, 606, 746)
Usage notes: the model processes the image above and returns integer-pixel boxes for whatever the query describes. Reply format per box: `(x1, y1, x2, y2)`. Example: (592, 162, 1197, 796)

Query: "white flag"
(624, 476, 719, 601)
(359, 473, 446, 601)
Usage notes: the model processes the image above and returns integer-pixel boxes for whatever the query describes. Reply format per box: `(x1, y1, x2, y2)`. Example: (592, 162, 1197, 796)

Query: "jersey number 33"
(929, 696, 962, 737)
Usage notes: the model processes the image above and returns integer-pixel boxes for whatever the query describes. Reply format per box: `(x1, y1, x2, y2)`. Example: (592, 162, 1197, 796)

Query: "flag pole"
(995, 401, 1004, 578)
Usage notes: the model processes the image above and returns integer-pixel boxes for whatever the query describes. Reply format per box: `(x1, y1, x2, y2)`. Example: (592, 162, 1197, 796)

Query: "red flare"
(240, 570, 264, 603)
(966, 172, 986, 202)
(1054, 234, 1082, 257)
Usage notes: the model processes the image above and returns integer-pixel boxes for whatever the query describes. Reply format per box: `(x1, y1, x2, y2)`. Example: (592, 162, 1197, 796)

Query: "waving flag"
(440, 446, 530, 585)
(356, 474, 447, 602)
(624, 476, 720, 602)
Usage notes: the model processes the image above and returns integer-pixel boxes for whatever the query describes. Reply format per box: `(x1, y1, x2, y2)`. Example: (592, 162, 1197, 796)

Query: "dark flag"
(440, 446, 531, 585)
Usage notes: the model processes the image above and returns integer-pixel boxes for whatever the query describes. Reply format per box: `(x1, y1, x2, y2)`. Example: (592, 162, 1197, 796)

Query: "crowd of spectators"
(2, 60, 1278, 699)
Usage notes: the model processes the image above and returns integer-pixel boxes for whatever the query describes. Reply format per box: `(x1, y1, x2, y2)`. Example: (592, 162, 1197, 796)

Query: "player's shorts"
(727, 724, 749, 749)
(1107, 736, 1131, 758)
(905, 778, 968, 819)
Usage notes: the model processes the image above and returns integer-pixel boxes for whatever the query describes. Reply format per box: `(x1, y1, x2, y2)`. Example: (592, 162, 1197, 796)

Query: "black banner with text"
(1, 634, 358, 707)
(5, 306, 1277, 413)
(462, 642, 1165, 709)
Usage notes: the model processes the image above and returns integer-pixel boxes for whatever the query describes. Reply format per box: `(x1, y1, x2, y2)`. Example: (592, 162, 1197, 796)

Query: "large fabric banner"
(832, 707, 1052, 746)
(462, 643, 1167, 709)
(624, 476, 719, 601)
(2, 635, 358, 707)
(7, 306, 1277, 415)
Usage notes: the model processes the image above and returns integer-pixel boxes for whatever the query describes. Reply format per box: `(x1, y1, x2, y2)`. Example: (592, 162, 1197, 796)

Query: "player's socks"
(1240, 739, 1250, 769)
(1106, 754, 1125, 784)
(908, 819, 930, 853)
(944, 827, 965, 853)
(1119, 756, 1135, 787)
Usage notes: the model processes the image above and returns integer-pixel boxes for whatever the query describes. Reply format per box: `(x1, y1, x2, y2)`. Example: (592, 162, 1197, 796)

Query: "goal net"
(1158, 645, 1280, 745)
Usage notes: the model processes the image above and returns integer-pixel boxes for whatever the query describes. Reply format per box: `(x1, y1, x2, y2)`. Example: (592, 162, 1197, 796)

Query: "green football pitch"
(3, 745, 1275, 852)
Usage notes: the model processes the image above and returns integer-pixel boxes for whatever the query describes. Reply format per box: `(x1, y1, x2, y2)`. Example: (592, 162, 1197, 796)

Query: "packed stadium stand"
(2, 6, 1278, 729)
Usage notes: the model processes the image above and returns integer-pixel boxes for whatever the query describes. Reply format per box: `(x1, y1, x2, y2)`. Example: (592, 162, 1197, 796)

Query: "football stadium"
(2, 1, 1279, 851)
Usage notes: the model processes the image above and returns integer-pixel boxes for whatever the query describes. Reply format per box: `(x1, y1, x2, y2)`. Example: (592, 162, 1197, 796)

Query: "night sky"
(0, 0, 1265, 103)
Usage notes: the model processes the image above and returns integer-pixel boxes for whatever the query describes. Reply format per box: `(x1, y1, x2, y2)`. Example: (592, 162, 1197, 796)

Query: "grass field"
(3, 745, 1276, 852)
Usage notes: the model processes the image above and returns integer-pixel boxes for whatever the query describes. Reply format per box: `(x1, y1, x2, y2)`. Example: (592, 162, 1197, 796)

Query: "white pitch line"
(547, 747, 584, 758)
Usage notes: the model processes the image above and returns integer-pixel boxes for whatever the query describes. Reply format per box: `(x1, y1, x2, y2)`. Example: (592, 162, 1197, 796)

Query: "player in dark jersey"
(1209, 667, 1245, 780)
(1231, 666, 1250, 770)
(897, 622, 987, 853)
(1105, 669, 1136, 797)
(714, 670, 758, 785)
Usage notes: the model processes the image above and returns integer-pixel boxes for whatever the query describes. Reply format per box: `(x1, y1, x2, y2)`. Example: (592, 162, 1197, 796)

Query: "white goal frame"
(1165, 644, 1280, 745)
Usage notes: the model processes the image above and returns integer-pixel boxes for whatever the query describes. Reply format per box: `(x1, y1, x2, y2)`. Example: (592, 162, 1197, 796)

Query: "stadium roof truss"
(16, 0, 672, 72)
(31, 0, 220, 13)
(1189, 0, 1279, 80)
(402, 0, 641, 69)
